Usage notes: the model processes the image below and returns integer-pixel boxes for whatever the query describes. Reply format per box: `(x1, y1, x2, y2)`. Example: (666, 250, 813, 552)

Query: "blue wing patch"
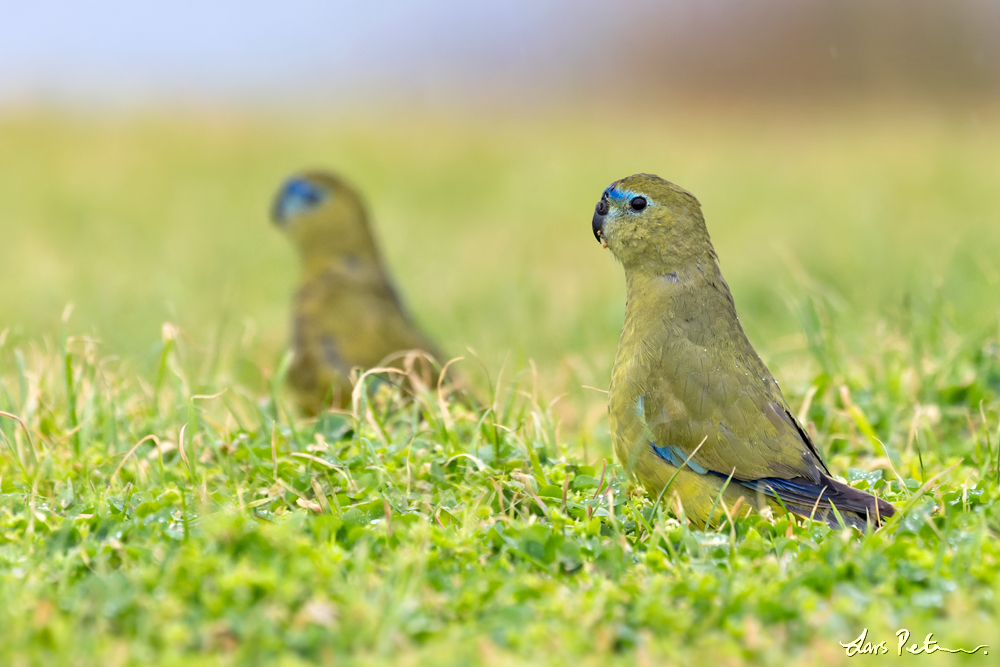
(651, 443, 709, 474)
(648, 442, 877, 529)
(650, 445, 825, 493)
(738, 476, 828, 504)
(650, 448, 848, 500)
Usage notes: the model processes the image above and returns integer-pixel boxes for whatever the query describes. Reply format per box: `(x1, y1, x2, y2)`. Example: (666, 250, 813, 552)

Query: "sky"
(2, 0, 999, 107)
(0, 1, 592, 106)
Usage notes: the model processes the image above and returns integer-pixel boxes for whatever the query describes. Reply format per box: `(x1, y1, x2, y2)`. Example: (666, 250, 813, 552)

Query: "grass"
(1, 103, 1000, 664)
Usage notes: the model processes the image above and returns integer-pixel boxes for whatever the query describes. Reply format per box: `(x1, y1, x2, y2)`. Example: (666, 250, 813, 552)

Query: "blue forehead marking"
(602, 183, 646, 205)
(273, 177, 329, 223)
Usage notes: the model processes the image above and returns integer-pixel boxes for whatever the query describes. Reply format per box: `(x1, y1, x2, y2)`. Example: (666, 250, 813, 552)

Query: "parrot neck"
(622, 250, 735, 326)
(624, 249, 724, 293)
(292, 210, 384, 281)
(299, 249, 387, 286)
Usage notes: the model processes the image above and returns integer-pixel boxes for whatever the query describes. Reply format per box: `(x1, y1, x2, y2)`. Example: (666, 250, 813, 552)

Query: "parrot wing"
(627, 326, 893, 527)
(618, 278, 829, 485)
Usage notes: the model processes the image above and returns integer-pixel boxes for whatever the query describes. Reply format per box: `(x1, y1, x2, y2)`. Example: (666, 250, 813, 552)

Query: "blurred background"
(2, 0, 999, 402)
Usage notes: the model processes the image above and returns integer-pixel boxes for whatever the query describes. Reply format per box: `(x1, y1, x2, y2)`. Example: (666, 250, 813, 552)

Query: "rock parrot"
(592, 173, 894, 530)
(271, 170, 444, 414)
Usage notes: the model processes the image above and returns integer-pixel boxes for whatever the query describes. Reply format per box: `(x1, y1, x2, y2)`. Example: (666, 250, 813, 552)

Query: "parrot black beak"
(593, 199, 609, 247)
(271, 195, 289, 227)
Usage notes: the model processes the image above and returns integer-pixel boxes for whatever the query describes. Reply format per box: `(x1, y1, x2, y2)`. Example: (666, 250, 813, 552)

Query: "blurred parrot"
(271, 170, 444, 414)
(592, 173, 895, 530)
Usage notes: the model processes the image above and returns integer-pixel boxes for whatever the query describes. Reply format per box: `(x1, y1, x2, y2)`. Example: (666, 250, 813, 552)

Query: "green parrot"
(271, 170, 444, 414)
(592, 173, 894, 530)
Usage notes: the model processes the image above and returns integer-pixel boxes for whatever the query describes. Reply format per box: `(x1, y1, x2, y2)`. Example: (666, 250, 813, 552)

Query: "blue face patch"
(272, 177, 329, 225)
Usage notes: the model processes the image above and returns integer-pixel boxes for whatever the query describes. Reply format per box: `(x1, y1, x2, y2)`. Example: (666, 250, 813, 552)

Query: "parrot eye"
(629, 196, 647, 212)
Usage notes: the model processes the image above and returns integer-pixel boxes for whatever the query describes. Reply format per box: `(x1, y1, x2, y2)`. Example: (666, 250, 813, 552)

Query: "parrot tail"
(743, 475, 896, 531)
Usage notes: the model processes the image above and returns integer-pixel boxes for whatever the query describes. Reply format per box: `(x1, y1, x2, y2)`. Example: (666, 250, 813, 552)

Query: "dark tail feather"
(739, 475, 895, 530)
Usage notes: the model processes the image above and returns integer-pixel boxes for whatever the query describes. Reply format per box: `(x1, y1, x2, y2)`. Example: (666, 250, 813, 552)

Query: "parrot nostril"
(596, 200, 609, 216)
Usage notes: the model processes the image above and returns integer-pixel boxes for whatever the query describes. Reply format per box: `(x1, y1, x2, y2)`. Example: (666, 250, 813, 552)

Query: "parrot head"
(592, 173, 712, 271)
(271, 170, 380, 262)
